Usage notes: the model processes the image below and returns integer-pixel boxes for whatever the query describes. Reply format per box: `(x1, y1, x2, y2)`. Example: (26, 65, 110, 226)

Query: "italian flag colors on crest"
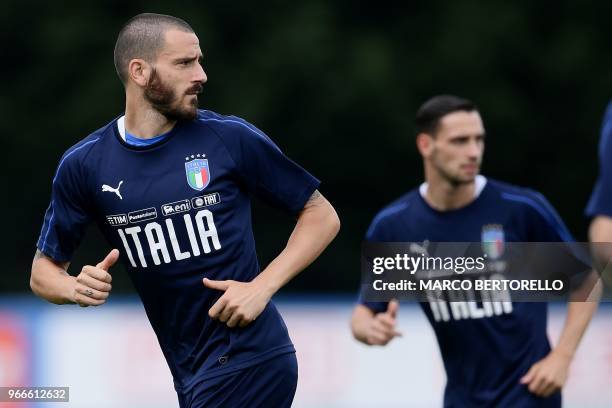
(185, 158, 210, 191)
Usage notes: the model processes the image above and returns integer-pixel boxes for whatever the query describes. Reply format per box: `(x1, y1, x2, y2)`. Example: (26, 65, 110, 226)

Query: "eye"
(177, 59, 194, 66)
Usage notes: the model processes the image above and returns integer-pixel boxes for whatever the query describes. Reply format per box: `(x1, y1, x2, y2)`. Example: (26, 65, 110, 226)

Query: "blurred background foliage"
(2, 0, 611, 293)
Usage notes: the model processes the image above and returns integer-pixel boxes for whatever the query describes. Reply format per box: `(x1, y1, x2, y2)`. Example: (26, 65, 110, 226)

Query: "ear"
(127, 59, 151, 87)
(416, 132, 434, 158)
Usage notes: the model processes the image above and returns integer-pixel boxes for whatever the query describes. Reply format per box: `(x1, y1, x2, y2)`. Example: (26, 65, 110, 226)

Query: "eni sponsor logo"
(161, 199, 191, 216)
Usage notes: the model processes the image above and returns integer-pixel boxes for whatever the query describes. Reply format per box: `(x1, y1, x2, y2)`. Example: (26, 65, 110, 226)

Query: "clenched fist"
(73, 249, 119, 307)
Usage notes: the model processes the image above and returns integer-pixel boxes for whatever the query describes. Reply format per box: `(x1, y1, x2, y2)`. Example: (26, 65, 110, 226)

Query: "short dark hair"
(114, 13, 194, 85)
(415, 95, 477, 136)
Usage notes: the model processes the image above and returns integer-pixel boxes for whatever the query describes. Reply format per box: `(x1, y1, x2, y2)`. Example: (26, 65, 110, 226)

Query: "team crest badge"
(482, 224, 505, 260)
(185, 155, 210, 191)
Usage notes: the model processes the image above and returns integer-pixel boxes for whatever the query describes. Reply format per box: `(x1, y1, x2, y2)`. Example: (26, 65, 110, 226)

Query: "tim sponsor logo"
(161, 199, 191, 216)
(128, 207, 157, 224)
(106, 214, 128, 226)
(192, 193, 221, 209)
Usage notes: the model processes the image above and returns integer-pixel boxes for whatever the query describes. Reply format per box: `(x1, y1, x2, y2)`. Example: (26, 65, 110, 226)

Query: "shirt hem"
(291, 178, 321, 215)
(36, 243, 70, 263)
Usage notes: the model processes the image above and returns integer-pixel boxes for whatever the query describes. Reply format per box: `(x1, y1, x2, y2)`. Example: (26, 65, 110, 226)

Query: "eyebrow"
(173, 54, 204, 64)
(449, 133, 486, 140)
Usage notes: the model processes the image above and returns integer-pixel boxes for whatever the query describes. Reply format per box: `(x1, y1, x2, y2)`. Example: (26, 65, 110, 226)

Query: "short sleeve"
(218, 118, 320, 215)
(365, 217, 384, 242)
(522, 192, 593, 289)
(586, 101, 612, 218)
(37, 151, 93, 262)
(358, 213, 390, 314)
(524, 191, 574, 243)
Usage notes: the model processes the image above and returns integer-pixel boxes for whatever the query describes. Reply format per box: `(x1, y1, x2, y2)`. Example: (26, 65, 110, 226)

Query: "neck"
(423, 169, 476, 211)
(124, 91, 176, 138)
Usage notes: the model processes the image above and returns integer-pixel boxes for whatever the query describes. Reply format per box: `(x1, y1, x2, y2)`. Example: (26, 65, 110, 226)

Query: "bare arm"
(30, 249, 76, 304)
(521, 268, 602, 397)
(252, 190, 340, 294)
(204, 190, 340, 327)
(589, 215, 612, 286)
(556, 282, 601, 360)
(545, 217, 610, 360)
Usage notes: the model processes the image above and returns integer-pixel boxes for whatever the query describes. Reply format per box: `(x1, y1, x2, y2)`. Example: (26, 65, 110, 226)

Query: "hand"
(520, 350, 572, 397)
(203, 278, 271, 328)
(73, 249, 119, 307)
(364, 300, 402, 346)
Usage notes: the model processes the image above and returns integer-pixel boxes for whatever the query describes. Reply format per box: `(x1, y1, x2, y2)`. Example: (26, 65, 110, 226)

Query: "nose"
(195, 63, 207, 84)
(467, 140, 482, 160)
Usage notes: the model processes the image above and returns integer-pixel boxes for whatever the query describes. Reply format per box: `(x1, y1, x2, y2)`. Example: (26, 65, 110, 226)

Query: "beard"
(431, 150, 478, 187)
(438, 166, 473, 186)
(144, 68, 202, 121)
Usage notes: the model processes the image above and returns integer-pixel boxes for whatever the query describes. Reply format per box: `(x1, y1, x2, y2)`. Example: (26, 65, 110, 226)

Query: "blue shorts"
(178, 352, 298, 408)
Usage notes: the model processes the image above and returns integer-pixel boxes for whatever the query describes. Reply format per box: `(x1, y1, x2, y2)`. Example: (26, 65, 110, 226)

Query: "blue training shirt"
(361, 177, 571, 408)
(586, 100, 612, 218)
(37, 110, 320, 392)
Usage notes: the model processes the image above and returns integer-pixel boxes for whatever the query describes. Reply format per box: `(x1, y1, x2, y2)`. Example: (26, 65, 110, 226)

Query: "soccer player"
(30, 13, 340, 408)
(586, 101, 612, 286)
(350, 95, 600, 407)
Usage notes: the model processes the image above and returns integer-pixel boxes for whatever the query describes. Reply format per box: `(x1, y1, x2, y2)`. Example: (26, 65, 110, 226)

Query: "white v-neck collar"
(117, 115, 126, 141)
(419, 175, 487, 199)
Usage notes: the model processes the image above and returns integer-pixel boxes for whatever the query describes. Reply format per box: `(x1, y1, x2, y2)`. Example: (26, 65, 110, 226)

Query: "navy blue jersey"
(586, 101, 612, 218)
(37, 110, 320, 392)
(361, 177, 571, 407)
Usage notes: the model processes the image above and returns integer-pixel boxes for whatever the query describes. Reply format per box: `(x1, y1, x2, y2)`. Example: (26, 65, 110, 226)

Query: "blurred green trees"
(2, 0, 611, 292)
